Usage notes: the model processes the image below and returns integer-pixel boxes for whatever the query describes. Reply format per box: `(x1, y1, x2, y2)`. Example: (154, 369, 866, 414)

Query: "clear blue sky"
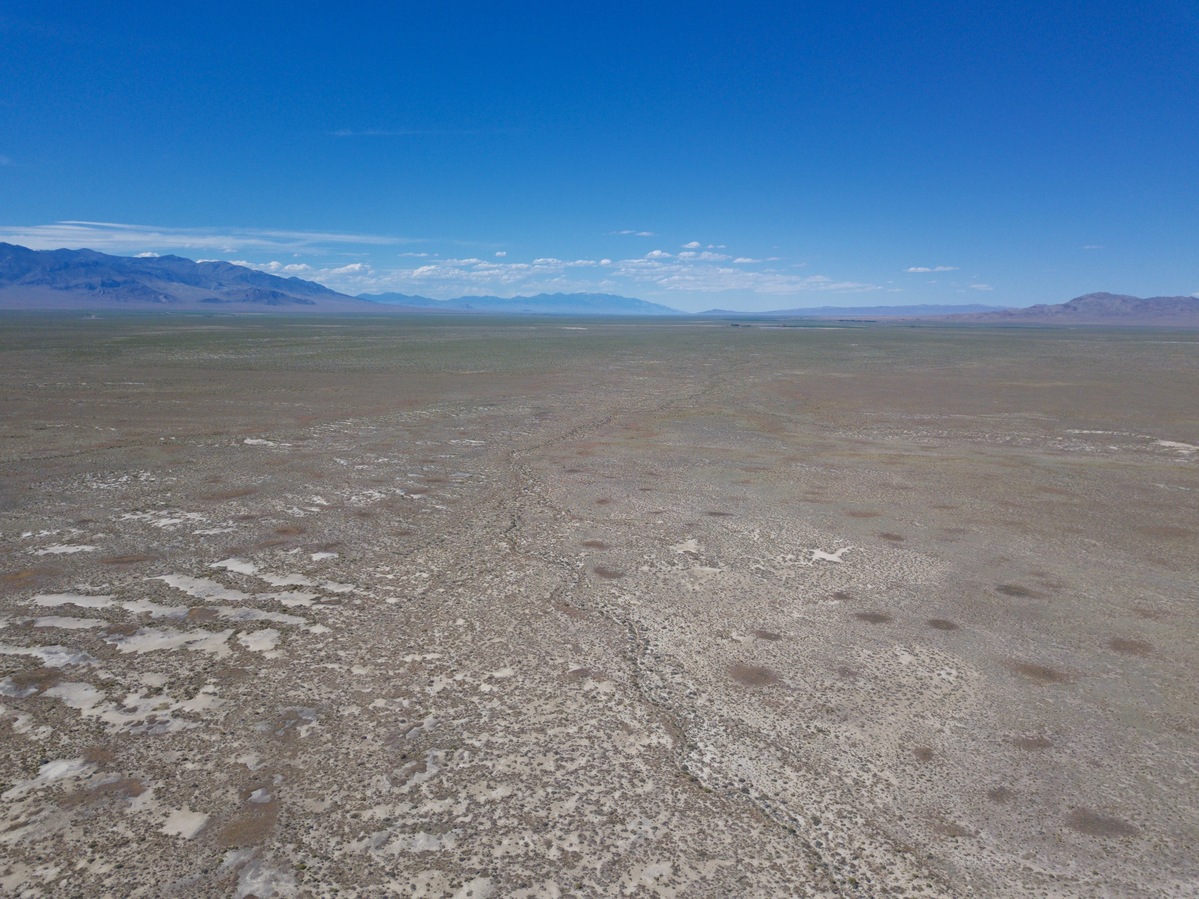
(2, 2, 1196, 311)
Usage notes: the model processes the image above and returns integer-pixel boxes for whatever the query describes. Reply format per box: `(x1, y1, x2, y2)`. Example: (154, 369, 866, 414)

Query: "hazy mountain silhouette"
(4, 244, 1194, 324)
(700, 303, 1007, 316)
(944, 292, 1199, 325)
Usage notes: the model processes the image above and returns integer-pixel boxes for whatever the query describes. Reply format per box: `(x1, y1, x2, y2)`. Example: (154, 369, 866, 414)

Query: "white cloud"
(495, 251, 506, 257)
(328, 262, 370, 275)
(682, 241, 701, 249)
(0, 221, 414, 255)
(322, 255, 610, 297)
(231, 259, 368, 279)
(230, 260, 315, 275)
(278, 248, 878, 301)
(134, 251, 160, 258)
(969, 283, 993, 291)
(610, 256, 876, 296)
(612, 229, 654, 237)
(904, 265, 960, 273)
(1081, 244, 1104, 250)
(732, 257, 759, 264)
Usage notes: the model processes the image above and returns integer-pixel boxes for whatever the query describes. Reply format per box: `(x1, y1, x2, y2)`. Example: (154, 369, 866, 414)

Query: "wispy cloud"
(612, 229, 655, 237)
(969, 283, 993, 291)
(0, 221, 416, 254)
(904, 265, 959, 273)
(1081, 244, 1104, 250)
(328, 128, 514, 137)
(230, 260, 313, 276)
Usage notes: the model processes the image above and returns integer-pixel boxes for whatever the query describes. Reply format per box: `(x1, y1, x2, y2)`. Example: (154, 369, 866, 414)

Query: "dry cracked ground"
(0, 314, 1196, 897)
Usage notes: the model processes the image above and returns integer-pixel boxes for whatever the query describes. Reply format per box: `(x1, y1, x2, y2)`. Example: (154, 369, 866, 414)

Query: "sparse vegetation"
(0, 315, 1194, 895)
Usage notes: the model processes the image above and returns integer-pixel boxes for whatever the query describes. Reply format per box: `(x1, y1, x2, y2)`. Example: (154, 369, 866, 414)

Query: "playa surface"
(1, 315, 1196, 897)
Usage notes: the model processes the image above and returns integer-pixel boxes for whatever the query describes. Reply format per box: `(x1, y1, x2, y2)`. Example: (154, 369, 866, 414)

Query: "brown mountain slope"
(944, 292, 1199, 326)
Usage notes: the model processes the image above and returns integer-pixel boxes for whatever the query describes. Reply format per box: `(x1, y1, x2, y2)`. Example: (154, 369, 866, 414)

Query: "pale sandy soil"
(0, 315, 1196, 897)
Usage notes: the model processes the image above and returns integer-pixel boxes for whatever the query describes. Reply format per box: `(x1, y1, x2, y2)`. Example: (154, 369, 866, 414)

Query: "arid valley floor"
(0, 314, 1195, 897)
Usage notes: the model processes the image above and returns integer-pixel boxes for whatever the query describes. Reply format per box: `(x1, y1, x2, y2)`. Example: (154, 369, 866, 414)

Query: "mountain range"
(942, 292, 1199, 326)
(0, 242, 366, 310)
(0, 244, 681, 315)
(701, 303, 1006, 317)
(1, 244, 1196, 325)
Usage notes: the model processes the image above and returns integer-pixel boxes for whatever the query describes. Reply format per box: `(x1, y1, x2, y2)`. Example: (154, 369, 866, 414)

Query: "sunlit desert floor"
(1, 314, 1196, 897)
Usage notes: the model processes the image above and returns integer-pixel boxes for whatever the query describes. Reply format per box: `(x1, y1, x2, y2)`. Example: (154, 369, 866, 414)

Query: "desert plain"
(0, 313, 1196, 897)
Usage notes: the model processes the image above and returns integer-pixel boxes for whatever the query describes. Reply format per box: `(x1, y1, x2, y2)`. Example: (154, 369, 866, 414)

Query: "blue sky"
(2, 2, 1196, 311)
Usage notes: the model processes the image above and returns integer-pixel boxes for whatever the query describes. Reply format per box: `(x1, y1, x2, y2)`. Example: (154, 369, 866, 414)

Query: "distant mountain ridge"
(701, 303, 1007, 317)
(359, 291, 682, 315)
(0, 243, 370, 310)
(2, 244, 1195, 325)
(0, 245, 683, 314)
(944, 292, 1199, 325)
